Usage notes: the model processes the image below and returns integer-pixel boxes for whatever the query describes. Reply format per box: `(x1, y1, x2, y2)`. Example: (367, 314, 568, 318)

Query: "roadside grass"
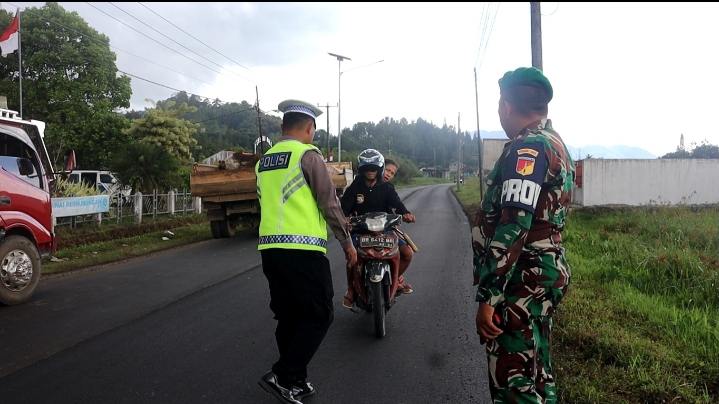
(45, 221, 213, 275)
(396, 176, 454, 188)
(452, 179, 719, 402)
(55, 214, 207, 249)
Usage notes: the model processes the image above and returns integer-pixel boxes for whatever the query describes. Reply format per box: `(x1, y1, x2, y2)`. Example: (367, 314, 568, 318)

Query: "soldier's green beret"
(498, 67, 553, 102)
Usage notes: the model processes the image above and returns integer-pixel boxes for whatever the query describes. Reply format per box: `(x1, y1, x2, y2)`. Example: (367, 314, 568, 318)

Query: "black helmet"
(357, 149, 385, 176)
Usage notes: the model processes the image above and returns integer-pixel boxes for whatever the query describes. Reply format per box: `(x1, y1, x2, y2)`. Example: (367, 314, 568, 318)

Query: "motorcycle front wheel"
(370, 281, 386, 338)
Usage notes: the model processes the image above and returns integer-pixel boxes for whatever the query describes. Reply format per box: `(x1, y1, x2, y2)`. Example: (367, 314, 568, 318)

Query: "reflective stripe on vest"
(258, 235, 327, 249)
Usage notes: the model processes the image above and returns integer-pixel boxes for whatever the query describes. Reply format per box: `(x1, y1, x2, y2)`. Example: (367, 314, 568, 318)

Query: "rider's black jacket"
(340, 177, 410, 217)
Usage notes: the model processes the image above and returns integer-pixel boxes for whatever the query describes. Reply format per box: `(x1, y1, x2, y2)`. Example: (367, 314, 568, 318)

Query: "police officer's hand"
(343, 243, 357, 268)
(402, 213, 416, 223)
(476, 303, 503, 341)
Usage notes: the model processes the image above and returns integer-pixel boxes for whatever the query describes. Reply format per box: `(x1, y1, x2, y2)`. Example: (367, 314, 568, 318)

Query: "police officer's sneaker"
(292, 380, 316, 399)
(258, 371, 303, 404)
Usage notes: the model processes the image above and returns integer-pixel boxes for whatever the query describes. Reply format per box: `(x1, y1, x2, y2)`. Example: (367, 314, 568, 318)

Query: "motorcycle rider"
(340, 149, 416, 309)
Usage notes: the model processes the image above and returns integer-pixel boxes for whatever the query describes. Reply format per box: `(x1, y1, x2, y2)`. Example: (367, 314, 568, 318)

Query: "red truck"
(0, 107, 71, 305)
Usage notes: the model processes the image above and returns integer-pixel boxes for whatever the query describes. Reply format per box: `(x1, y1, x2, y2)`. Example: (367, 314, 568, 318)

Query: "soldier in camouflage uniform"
(472, 67, 574, 403)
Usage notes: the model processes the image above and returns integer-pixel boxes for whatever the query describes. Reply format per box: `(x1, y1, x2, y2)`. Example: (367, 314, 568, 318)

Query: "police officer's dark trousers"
(261, 248, 334, 385)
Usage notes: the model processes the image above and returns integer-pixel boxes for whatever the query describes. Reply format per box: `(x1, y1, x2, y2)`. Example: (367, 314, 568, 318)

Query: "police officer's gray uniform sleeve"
(301, 151, 352, 247)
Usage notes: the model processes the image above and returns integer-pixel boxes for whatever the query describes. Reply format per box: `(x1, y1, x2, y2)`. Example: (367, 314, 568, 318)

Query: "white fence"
(574, 159, 719, 206)
(53, 190, 202, 227)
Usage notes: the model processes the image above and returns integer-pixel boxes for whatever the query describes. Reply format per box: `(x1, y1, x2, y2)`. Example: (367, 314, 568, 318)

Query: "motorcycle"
(349, 211, 404, 338)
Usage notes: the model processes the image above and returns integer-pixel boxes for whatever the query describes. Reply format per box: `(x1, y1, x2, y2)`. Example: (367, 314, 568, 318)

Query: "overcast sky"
(5, 2, 719, 156)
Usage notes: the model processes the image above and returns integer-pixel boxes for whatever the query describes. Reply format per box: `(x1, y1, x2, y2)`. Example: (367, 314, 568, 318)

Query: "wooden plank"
(202, 193, 258, 203)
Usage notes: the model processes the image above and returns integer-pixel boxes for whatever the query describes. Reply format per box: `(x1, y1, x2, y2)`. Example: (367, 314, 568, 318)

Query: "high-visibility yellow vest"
(256, 140, 328, 253)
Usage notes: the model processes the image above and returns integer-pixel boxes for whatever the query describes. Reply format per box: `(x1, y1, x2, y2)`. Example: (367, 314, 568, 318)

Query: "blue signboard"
(52, 195, 110, 218)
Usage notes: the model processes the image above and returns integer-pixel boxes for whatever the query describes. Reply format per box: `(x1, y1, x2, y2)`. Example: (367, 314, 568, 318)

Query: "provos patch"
(502, 179, 541, 209)
(356, 194, 365, 204)
(258, 152, 292, 172)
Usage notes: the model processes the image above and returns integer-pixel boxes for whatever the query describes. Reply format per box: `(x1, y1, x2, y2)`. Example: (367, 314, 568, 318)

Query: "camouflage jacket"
(472, 119, 574, 307)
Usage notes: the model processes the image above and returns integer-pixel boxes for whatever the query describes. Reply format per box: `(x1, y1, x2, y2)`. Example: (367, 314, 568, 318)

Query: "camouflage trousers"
(485, 250, 570, 404)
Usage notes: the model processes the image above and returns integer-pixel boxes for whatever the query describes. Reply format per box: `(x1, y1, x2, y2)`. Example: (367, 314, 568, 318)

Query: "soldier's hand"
(476, 303, 503, 341)
(343, 243, 357, 268)
(402, 213, 416, 223)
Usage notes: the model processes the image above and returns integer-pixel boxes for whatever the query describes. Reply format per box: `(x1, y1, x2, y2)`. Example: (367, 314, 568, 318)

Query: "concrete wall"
(482, 138, 509, 172)
(577, 159, 719, 206)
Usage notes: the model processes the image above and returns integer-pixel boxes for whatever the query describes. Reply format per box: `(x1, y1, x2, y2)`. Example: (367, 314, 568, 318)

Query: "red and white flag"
(0, 13, 19, 57)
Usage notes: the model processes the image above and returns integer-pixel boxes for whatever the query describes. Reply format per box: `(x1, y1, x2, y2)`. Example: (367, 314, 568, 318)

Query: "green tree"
(662, 141, 719, 159)
(691, 142, 719, 159)
(110, 142, 182, 193)
(0, 3, 132, 169)
(125, 101, 199, 163)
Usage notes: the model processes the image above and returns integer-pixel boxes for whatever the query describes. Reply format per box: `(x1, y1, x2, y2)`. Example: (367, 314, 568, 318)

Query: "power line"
(84, 2, 225, 76)
(542, 2, 560, 16)
(107, 2, 252, 83)
(478, 3, 500, 70)
(3, 2, 255, 112)
(137, 2, 250, 72)
(474, 3, 490, 66)
(5, 2, 215, 88)
(191, 106, 258, 124)
(118, 69, 222, 101)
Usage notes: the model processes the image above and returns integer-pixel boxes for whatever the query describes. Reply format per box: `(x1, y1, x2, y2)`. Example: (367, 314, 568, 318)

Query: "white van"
(66, 170, 131, 199)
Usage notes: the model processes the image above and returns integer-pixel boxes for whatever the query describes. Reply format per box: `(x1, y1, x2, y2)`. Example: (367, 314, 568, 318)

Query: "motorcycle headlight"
(365, 217, 386, 232)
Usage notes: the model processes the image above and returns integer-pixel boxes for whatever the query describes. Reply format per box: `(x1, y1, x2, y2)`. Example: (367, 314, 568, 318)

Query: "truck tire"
(210, 220, 235, 238)
(0, 235, 41, 305)
(210, 221, 223, 238)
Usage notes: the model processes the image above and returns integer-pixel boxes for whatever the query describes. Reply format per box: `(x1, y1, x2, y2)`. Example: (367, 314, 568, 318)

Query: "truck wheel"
(0, 235, 41, 305)
(219, 219, 236, 238)
(210, 221, 223, 238)
(210, 220, 235, 238)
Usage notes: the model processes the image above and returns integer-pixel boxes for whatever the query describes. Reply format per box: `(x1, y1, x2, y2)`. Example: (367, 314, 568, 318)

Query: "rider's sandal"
(342, 292, 354, 309)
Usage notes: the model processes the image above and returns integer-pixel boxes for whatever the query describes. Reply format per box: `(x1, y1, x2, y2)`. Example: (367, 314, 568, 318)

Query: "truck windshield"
(0, 133, 42, 189)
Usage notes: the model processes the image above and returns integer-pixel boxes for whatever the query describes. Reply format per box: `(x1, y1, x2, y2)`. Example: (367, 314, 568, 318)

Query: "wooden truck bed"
(191, 160, 353, 201)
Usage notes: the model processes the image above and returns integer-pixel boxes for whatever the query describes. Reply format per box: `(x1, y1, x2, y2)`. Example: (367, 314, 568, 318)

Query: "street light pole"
(328, 52, 351, 162)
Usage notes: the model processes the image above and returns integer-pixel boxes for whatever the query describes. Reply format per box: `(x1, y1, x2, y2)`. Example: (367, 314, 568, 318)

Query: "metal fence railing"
(53, 189, 201, 228)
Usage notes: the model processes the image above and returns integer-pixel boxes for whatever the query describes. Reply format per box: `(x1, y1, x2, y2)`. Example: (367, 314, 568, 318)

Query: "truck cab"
(0, 107, 62, 305)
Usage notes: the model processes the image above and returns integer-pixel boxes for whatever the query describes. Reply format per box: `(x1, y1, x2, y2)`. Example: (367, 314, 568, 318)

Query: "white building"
(574, 158, 719, 206)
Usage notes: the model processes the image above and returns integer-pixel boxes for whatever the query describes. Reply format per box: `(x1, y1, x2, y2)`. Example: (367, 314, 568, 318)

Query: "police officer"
(472, 67, 574, 403)
(257, 99, 357, 404)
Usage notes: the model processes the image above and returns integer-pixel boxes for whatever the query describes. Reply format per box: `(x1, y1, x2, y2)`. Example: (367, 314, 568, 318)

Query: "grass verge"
(45, 220, 213, 275)
(396, 176, 454, 188)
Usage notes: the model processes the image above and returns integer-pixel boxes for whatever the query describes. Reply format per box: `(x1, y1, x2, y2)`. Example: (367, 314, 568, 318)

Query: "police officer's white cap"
(278, 99, 323, 119)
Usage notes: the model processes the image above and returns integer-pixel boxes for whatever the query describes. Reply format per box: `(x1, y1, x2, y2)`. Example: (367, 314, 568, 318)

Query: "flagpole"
(17, 8, 22, 118)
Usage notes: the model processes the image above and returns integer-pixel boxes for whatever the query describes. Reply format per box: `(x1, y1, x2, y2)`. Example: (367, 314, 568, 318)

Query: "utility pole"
(328, 52, 351, 162)
(530, 2, 543, 70)
(474, 67, 484, 200)
(255, 86, 264, 154)
(457, 112, 461, 192)
(317, 102, 337, 160)
(17, 8, 23, 118)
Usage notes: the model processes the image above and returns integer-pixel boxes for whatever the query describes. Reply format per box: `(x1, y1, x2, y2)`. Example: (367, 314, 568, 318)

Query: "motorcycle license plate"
(359, 235, 394, 248)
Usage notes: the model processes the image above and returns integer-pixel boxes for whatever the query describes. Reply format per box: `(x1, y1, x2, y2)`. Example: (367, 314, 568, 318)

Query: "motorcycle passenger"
(340, 149, 416, 309)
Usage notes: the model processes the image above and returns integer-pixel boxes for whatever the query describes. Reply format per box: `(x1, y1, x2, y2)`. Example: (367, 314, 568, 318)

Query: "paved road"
(0, 185, 489, 403)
